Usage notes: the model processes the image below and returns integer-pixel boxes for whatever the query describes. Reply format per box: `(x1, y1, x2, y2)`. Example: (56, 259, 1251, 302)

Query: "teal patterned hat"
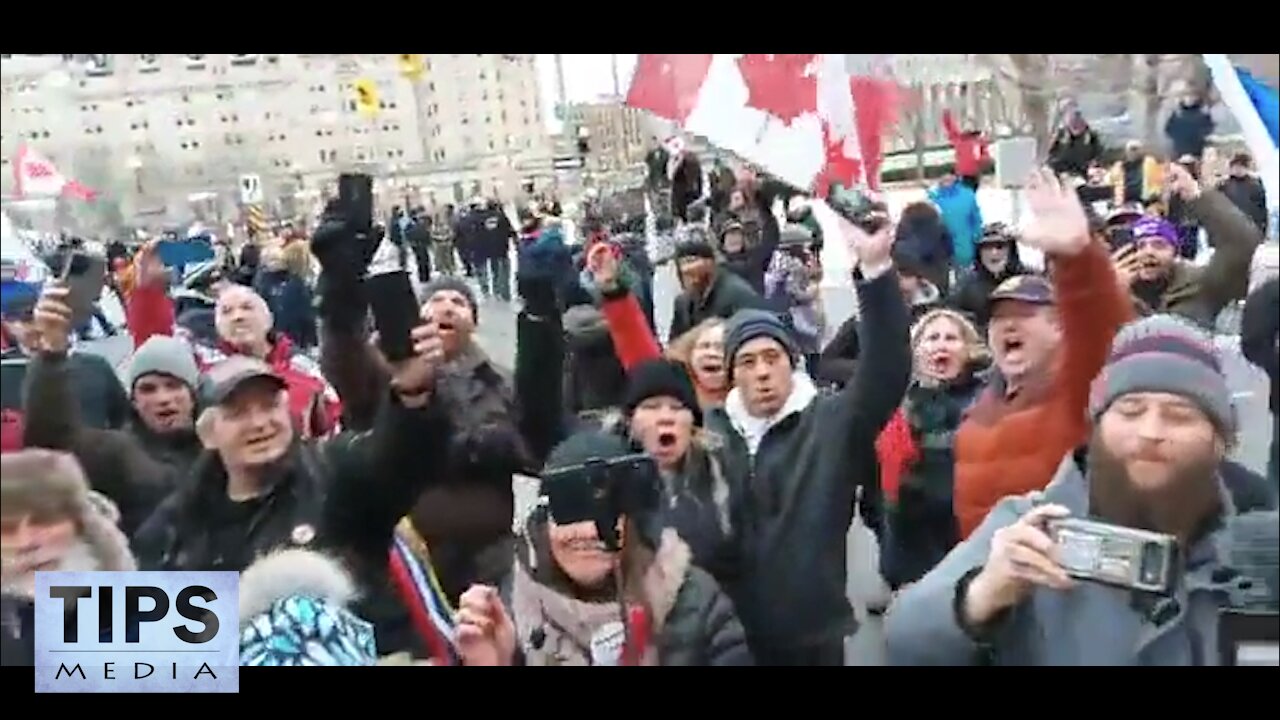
(239, 594, 377, 667)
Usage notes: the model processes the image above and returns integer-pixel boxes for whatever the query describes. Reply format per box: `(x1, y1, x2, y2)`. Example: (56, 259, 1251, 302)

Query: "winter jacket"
(1164, 102, 1215, 159)
(947, 244, 1030, 335)
(133, 391, 450, 657)
(1241, 277, 1279, 415)
(928, 183, 984, 268)
(253, 269, 317, 350)
(952, 242, 1132, 540)
(942, 110, 990, 178)
(1127, 189, 1262, 328)
(1217, 175, 1270, 237)
(669, 268, 769, 342)
(705, 269, 910, 654)
(670, 153, 704, 222)
(875, 367, 986, 589)
(886, 453, 1260, 665)
(1, 345, 129, 432)
(1047, 126, 1102, 178)
(510, 515, 751, 666)
(894, 206, 953, 272)
(466, 205, 517, 261)
(189, 332, 341, 437)
(20, 353, 176, 536)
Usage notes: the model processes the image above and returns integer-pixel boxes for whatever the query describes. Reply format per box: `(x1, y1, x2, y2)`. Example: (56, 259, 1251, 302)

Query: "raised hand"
(837, 212, 895, 278)
(390, 317, 446, 401)
(1165, 162, 1202, 202)
(455, 584, 516, 666)
(964, 504, 1074, 628)
(1111, 245, 1142, 290)
(1020, 168, 1091, 257)
(586, 241, 621, 292)
(31, 283, 74, 355)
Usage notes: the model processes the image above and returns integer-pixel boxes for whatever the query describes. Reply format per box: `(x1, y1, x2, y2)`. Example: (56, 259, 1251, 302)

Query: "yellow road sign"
(246, 205, 268, 239)
(398, 54, 424, 80)
(354, 78, 379, 116)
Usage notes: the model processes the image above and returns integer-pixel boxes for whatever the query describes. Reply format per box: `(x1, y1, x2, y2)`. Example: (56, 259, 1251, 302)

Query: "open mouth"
(927, 353, 953, 374)
(1000, 337, 1024, 356)
(154, 408, 180, 424)
(657, 431, 677, 448)
(436, 320, 457, 333)
(244, 435, 276, 452)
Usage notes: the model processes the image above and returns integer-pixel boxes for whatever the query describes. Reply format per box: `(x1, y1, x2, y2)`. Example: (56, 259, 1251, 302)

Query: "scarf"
(387, 518, 460, 665)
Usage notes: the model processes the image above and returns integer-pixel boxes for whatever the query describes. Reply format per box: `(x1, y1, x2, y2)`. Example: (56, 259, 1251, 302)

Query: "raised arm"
(1182, 177, 1263, 320)
(514, 272, 570, 466)
(586, 243, 662, 370)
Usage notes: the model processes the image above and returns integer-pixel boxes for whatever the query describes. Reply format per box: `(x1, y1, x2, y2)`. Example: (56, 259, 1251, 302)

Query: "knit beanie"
(623, 359, 703, 426)
(420, 276, 479, 323)
(724, 309, 798, 378)
(1088, 314, 1235, 434)
(127, 335, 201, 395)
(675, 226, 716, 262)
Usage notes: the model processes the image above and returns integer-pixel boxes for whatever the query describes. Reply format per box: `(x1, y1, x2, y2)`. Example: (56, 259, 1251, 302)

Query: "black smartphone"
(60, 252, 106, 331)
(366, 270, 418, 362)
(338, 173, 374, 234)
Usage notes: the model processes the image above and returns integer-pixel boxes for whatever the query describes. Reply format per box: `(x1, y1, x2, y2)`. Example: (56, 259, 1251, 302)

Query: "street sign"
(238, 173, 263, 204)
(398, 54, 424, 80)
(354, 78, 379, 116)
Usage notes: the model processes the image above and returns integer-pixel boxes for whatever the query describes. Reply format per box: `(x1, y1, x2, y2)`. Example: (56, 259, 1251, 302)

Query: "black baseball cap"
(203, 356, 286, 405)
(989, 274, 1055, 305)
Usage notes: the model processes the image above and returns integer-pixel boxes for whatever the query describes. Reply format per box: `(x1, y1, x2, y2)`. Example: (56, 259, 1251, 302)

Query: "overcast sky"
(535, 54, 638, 133)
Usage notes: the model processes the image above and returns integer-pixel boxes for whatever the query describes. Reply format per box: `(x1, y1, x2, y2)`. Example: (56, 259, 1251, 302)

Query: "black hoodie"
(947, 242, 1030, 335)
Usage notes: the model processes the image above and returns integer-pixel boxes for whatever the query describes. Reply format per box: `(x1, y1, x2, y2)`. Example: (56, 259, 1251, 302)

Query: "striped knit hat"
(1088, 314, 1234, 434)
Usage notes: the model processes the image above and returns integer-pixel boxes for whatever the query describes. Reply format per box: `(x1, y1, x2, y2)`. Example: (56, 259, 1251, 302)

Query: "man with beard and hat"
(887, 313, 1269, 665)
(669, 229, 768, 342)
(948, 223, 1031, 336)
(1115, 163, 1261, 328)
(1, 449, 136, 665)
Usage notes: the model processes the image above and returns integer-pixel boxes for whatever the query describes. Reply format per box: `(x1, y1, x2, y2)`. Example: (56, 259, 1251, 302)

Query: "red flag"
(625, 54, 714, 124)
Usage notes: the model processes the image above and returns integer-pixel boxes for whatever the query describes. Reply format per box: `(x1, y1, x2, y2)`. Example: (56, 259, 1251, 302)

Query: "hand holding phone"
(31, 283, 75, 355)
(59, 252, 106, 333)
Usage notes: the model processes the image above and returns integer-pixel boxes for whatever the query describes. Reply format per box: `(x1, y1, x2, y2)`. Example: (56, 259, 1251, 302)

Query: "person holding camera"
(887, 313, 1268, 665)
(451, 430, 752, 666)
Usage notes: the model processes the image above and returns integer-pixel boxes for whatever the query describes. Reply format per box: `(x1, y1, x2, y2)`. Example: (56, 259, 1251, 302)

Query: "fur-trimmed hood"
(0, 450, 135, 597)
(238, 548, 358, 625)
(510, 520, 692, 666)
(237, 549, 378, 667)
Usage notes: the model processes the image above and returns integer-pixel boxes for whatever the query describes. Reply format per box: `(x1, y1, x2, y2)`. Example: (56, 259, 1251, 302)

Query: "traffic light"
(354, 78, 379, 116)
(398, 54, 424, 80)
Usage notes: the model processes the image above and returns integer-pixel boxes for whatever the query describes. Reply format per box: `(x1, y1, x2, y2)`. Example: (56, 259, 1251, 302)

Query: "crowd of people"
(1, 113, 1277, 667)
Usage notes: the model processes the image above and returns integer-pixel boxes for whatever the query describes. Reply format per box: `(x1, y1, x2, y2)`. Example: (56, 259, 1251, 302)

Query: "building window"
(460, 116, 469, 125)
(180, 140, 201, 150)
(428, 82, 436, 92)
(501, 110, 508, 124)
(185, 54, 206, 70)
(485, 115, 492, 125)
(487, 140, 495, 152)
(129, 121, 148, 131)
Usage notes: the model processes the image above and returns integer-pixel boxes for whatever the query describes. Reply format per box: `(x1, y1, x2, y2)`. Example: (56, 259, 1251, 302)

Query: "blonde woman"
(874, 308, 988, 591)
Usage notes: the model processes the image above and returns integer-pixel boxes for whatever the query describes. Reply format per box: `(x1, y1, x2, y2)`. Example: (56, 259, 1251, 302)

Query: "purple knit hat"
(1131, 216, 1180, 247)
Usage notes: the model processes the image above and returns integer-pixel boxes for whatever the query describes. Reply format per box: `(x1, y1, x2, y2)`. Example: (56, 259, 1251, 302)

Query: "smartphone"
(60, 252, 107, 332)
(338, 173, 374, 234)
(366, 270, 418, 362)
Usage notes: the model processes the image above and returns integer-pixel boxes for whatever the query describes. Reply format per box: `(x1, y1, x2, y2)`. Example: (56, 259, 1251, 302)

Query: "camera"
(825, 183, 889, 235)
(1047, 518, 1179, 595)
(540, 453, 660, 551)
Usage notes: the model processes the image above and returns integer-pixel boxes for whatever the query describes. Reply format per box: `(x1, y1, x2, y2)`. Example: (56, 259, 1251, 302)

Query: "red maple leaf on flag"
(625, 54, 714, 124)
(813, 124, 864, 197)
(26, 162, 54, 178)
(736, 54, 818, 125)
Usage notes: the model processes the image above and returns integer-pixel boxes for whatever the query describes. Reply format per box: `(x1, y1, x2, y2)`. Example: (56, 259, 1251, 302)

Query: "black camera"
(541, 453, 660, 551)
(825, 182, 889, 235)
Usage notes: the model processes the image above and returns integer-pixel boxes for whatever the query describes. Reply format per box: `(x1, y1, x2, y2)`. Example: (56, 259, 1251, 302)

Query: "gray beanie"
(127, 335, 200, 395)
(724, 309, 798, 379)
(1088, 314, 1235, 434)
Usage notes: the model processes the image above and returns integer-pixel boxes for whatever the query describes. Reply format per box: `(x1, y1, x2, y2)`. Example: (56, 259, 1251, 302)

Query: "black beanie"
(675, 227, 716, 262)
(724, 309, 798, 379)
(623, 359, 703, 426)
(420, 276, 478, 322)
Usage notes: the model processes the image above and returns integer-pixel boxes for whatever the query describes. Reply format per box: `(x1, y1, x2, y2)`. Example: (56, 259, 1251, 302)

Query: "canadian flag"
(626, 54, 898, 195)
(13, 145, 98, 201)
